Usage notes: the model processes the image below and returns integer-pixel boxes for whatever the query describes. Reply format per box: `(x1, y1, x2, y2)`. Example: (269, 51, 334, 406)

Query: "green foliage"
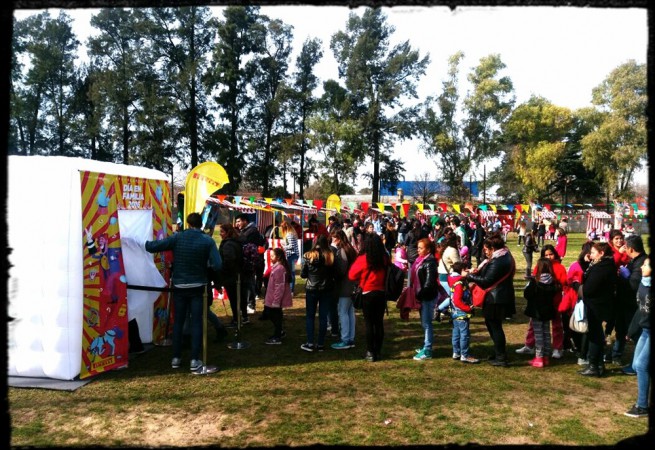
(331, 7, 429, 202)
(419, 52, 514, 201)
(581, 60, 646, 201)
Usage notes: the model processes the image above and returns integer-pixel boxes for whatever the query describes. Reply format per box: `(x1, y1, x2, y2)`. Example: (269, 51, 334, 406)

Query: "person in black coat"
(218, 223, 245, 326)
(578, 242, 617, 377)
(462, 234, 516, 366)
(411, 238, 439, 360)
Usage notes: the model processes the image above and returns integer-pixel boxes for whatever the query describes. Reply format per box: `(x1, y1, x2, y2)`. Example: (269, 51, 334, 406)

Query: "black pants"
(362, 291, 386, 356)
(265, 306, 283, 338)
(225, 282, 247, 321)
(522, 250, 533, 277)
(586, 305, 605, 366)
(483, 303, 507, 359)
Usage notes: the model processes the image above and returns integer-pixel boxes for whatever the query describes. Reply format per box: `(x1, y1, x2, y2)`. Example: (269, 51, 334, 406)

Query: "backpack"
(385, 263, 405, 302)
(453, 280, 473, 306)
(242, 242, 260, 274)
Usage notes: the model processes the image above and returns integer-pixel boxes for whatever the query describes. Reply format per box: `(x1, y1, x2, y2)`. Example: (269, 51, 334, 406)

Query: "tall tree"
(139, 6, 217, 170)
(244, 18, 293, 196)
(286, 37, 323, 199)
(419, 52, 514, 200)
(208, 5, 266, 195)
(580, 60, 646, 201)
(331, 7, 429, 202)
(10, 11, 79, 156)
(88, 8, 144, 164)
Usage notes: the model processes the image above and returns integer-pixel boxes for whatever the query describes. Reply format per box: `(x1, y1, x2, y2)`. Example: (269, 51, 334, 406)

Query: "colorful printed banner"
(80, 172, 171, 379)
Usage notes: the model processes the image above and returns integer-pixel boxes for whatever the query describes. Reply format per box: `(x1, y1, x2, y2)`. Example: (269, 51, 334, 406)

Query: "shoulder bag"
(569, 299, 588, 333)
(352, 270, 370, 310)
(470, 256, 515, 308)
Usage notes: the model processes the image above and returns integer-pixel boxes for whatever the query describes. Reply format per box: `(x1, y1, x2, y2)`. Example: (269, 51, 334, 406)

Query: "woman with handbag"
(462, 234, 516, 367)
(348, 233, 389, 362)
(300, 234, 335, 352)
(410, 238, 439, 361)
(578, 242, 617, 377)
(330, 230, 359, 350)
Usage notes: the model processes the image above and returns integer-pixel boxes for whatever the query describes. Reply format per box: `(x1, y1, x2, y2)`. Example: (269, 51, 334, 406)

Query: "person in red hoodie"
(348, 233, 389, 362)
(439, 261, 479, 364)
(604, 229, 632, 362)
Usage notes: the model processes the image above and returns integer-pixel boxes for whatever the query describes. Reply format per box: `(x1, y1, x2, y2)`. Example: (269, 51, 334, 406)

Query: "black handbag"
(352, 270, 370, 310)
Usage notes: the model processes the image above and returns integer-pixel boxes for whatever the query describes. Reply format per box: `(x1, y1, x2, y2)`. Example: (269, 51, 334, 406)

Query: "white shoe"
(515, 345, 535, 355)
(552, 349, 563, 359)
(247, 306, 256, 314)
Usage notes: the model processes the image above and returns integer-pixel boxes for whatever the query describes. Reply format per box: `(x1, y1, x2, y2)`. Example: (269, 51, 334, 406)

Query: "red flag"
(314, 199, 324, 210)
(217, 194, 227, 202)
(285, 198, 293, 205)
(361, 202, 369, 213)
(439, 202, 448, 212)
(391, 202, 397, 210)
(402, 203, 410, 217)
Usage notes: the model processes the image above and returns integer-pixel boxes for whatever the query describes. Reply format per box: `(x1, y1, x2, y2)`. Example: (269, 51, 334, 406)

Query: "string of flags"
(209, 195, 648, 221)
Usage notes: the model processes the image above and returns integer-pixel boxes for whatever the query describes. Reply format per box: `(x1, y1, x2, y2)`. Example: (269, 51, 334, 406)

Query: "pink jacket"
(264, 263, 293, 308)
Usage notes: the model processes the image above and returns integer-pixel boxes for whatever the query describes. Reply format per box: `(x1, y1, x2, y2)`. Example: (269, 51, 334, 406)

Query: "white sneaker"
(247, 306, 256, 314)
(552, 349, 563, 359)
(190, 359, 203, 372)
(515, 345, 535, 355)
(577, 358, 589, 366)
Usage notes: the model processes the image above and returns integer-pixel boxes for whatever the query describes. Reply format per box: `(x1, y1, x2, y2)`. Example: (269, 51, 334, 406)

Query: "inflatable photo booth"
(8, 156, 172, 380)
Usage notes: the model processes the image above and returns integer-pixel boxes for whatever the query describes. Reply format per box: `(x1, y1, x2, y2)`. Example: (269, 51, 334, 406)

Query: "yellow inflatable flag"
(184, 162, 229, 219)
(326, 194, 341, 214)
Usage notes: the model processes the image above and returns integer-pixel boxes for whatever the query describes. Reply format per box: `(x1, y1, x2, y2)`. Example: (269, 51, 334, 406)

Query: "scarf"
(476, 247, 509, 272)
(410, 253, 428, 292)
(642, 276, 651, 287)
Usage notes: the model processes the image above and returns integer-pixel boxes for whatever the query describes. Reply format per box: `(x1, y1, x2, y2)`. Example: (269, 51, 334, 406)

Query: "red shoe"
(529, 357, 544, 368)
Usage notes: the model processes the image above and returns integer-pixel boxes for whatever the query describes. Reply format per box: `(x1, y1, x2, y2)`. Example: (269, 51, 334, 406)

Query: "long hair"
(331, 229, 358, 264)
(280, 221, 297, 238)
(363, 233, 387, 271)
(540, 244, 561, 261)
(593, 241, 614, 258)
(304, 234, 334, 266)
(271, 248, 292, 283)
(535, 257, 554, 279)
(219, 222, 239, 239)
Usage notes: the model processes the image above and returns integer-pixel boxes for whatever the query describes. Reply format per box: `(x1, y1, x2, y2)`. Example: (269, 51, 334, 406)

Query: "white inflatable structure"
(8, 156, 169, 380)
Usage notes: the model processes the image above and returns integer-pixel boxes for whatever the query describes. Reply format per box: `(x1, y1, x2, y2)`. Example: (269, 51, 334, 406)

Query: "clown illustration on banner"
(80, 172, 171, 379)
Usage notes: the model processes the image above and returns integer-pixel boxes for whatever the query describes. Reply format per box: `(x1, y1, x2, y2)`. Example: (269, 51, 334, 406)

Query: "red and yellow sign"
(80, 172, 171, 379)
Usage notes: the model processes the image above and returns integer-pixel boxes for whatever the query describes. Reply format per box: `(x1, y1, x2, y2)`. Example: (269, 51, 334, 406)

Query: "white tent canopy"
(8, 156, 169, 380)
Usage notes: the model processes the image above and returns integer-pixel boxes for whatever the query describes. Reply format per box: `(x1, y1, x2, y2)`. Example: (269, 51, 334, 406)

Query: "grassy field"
(8, 233, 651, 447)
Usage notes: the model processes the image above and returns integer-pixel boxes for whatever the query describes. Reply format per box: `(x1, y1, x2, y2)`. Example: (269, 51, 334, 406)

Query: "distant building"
(379, 180, 481, 198)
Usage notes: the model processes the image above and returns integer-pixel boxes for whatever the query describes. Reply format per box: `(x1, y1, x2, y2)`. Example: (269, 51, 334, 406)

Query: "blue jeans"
(632, 328, 650, 408)
(287, 255, 298, 293)
(452, 318, 471, 357)
(420, 298, 436, 350)
(305, 289, 329, 346)
(338, 295, 356, 344)
(173, 287, 204, 361)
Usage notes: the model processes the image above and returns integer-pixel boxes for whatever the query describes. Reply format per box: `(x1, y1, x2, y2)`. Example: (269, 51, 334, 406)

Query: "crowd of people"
(146, 209, 649, 419)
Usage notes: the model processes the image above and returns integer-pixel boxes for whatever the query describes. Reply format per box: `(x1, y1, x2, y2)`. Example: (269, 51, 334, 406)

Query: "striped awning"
(479, 210, 497, 218)
(539, 210, 557, 219)
(206, 197, 256, 213)
(588, 210, 612, 219)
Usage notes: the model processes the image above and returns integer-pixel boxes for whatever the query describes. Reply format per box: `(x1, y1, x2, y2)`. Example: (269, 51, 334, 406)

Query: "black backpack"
(385, 263, 405, 302)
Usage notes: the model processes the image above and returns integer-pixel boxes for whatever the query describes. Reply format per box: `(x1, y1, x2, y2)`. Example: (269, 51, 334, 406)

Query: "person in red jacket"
(441, 261, 479, 364)
(604, 229, 632, 362)
(515, 245, 568, 359)
(348, 233, 389, 362)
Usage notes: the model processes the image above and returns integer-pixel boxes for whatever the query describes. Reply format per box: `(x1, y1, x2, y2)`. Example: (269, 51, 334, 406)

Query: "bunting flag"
(297, 199, 304, 205)
(314, 199, 324, 210)
(452, 204, 460, 214)
(416, 203, 424, 213)
(506, 204, 514, 212)
(391, 202, 397, 211)
(428, 204, 435, 211)
(217, 194, 227, 202)
(402, 203, 410, 218)
(285, 198, 293, 205)
(465, 202, 473, 212)
(479, 204, 488, 211)
(515, 204, 522, 213)
(544, 204, 551, 211)
(376, 202, 385, 211)
(489, 204, 497, 213)
(183, 161, 229, 218)
(249, 196, 255, 203)
(361, 202, 369, 213)
(234, 196, 242, 205)
(522, 204, 530, 213)
(348, 202, 356, 211)
(439, 202, 448, 211)
(264, 197, 273, 204)
(306, 199, 314, 207)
